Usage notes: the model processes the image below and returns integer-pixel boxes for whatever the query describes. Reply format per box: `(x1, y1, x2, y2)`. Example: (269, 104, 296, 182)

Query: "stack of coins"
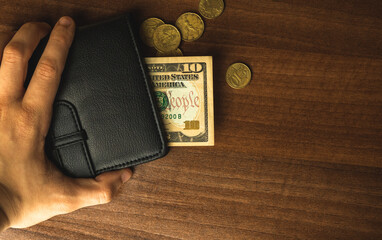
(140, 0, 225, 57)
(140, 12, 205, 57)
(140, 0, 252, 89)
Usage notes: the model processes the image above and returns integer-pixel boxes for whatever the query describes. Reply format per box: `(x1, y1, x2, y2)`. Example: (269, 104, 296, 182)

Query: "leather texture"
(25, 14, 168, 178)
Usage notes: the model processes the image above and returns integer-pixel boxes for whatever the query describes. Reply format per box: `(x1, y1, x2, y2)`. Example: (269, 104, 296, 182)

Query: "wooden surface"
(1, 0, 382, 239)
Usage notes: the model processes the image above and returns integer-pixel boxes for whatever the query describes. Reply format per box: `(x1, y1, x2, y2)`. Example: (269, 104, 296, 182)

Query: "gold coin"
(199, 0, 225, 19)
(156, 48, 183, 57)
(140, 18, 165, 47)
(153, 24, 181, 52)
(175, 12, 205, 42)
(226, 63, 252, 89)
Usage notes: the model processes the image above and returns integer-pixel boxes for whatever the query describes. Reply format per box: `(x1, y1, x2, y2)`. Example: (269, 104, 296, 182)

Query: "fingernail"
(59, 17, 72, 27)
(121, 168, 132, 183)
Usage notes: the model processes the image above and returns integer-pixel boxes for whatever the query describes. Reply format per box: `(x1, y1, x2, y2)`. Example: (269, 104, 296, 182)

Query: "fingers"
(70, 168, 132, 209)
(23, 16, 75, 117)
(0, 31, 15, 63)
(0, 23, 51, 102)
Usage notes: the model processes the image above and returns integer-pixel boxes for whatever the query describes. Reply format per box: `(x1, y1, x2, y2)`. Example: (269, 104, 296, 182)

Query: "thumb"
(70, 168, 133, 209)
(95, 168, 133, 185)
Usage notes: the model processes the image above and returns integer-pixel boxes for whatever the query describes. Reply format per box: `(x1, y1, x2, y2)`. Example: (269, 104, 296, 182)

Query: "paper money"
(145, 56, 214, 146)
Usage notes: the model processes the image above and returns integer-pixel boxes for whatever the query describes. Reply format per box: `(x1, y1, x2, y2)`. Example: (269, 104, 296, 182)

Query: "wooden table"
(1, 0, 382, 239)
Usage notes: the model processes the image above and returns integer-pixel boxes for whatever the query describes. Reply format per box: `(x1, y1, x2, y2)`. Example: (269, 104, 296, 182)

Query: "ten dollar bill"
(145, 56, 214, 146)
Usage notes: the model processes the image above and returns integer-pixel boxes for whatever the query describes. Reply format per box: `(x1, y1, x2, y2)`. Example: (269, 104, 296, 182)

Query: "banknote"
(145, 56, 214, 146)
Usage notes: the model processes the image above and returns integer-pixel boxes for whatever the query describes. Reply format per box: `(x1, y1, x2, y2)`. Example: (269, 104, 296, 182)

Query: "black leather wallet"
(25, 14, 168, 178)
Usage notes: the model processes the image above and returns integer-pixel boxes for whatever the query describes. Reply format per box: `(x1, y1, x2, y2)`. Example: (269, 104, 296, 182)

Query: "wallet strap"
(47, 101, 95, 177)
(51, 130, 87, 148)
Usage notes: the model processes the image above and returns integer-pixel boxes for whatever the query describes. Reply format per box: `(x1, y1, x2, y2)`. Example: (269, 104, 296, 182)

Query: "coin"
(226, 63, 252, 89)
(175, 12, 205, 42)
(199, 0, 225, 19)
(140, 18, 165, 47)
(156, 48, 183, 57)
(153, 24, 181, 52)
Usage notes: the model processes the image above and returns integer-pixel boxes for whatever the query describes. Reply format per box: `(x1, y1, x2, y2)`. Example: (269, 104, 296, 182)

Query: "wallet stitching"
(95, 16, 165, 174)
(56, 101, 95, 176)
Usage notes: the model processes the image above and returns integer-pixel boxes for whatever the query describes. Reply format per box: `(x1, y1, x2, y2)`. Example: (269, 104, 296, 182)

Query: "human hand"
(0, 17, 132, 231)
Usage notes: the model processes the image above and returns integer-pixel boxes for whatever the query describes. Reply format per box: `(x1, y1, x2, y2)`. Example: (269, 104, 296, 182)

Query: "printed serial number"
(162, 114, 182, 120)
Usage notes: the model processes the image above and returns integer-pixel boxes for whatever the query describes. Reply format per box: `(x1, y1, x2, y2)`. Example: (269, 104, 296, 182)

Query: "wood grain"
(1, 0, 382, 239)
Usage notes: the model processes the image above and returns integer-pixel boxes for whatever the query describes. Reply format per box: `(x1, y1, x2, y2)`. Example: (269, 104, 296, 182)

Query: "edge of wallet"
(145, 56, 214, 146)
